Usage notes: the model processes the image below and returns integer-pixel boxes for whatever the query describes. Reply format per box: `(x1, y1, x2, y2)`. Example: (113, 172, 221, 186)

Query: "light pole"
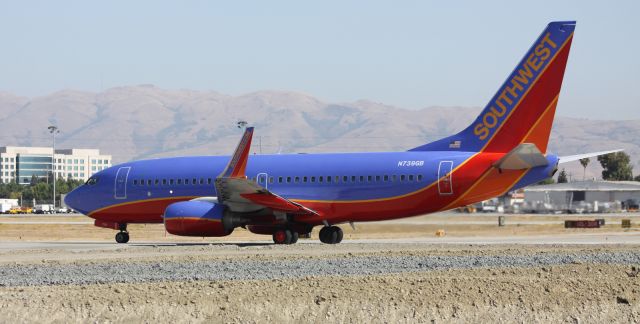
(48, 126, 59, 208)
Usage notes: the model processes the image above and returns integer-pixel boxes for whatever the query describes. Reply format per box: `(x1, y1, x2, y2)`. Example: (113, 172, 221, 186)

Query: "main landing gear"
(272, 229, 299, 245)
(115, 223, 130, 244)
(319, 226, 343, 244)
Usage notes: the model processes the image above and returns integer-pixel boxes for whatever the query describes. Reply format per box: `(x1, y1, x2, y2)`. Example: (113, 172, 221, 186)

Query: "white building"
(523, 180, 640, 212)
(0, 146, 112, 184)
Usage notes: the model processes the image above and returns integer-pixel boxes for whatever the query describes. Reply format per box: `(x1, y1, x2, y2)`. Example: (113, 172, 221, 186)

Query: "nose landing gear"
(115, 223, 129, 243)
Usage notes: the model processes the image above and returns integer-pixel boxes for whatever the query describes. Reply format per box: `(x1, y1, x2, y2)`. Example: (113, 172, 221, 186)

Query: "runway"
(1, 231, 639, 253)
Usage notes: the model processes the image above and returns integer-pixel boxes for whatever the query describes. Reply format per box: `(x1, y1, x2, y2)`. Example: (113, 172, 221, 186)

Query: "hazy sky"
(0, 1, 638, 119)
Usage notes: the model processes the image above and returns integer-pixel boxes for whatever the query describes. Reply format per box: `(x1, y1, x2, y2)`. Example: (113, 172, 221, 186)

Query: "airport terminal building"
(0, 146, 112, 184)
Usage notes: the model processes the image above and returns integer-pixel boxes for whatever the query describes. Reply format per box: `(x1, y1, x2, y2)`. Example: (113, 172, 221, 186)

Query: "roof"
(524, 180, 640, 192)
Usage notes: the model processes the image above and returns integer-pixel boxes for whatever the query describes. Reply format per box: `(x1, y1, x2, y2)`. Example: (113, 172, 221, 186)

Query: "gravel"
(2, 251, 640, 287)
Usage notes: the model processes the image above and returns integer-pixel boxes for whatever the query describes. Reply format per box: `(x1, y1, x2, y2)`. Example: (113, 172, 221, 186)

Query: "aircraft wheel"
(319, 226, 342, 244)
(115, 232, 129, 244)
(273, 229, 292, 244)
(290, 231, 299, 244)
(334, 227, 343, 244)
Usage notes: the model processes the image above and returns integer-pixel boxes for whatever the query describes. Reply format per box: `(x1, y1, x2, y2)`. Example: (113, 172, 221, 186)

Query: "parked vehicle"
(0, 203, 14, 213)
(34, 204, 54, 214)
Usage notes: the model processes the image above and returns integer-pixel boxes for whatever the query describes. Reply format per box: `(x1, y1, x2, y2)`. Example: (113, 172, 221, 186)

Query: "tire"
(334, 227, 343, 243)
(319, 226, 343, 244)
(272, 229, 292, 244)
(115, 232, 129, 244)
(290, 231, 299, 244)
(319, 226, 331, 244)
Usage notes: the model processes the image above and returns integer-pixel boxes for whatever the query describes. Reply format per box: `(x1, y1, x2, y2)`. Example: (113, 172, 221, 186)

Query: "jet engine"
(163, 200, 234, 237)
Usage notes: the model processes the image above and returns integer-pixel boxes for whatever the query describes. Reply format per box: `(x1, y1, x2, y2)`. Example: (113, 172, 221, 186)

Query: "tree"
(579, 158, 590, 180)
(598, 152, 633, 181)
(557, 169, 568, 183)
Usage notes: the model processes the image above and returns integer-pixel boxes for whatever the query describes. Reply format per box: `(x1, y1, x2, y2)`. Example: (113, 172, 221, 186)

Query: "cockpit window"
(86, 177, 99, 185)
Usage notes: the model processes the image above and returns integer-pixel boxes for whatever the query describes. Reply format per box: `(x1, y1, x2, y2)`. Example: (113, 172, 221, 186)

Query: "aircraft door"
(114, 167, 131, 199)
(437, 161, 453, 195)
(257, 173, 269, 189)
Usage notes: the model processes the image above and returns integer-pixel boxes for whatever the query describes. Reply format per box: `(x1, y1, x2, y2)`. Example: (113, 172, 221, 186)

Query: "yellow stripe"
(520, 94, 559, 144)
(165, 217, 221, 222)
(88, 196, 198, 216)
(293, 152, 482, 204)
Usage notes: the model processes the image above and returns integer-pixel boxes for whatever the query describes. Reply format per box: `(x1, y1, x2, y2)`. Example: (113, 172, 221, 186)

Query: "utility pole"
(48, 126, 59, 208)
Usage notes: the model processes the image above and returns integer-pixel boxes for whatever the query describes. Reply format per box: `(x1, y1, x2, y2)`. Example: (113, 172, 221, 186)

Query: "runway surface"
(1, 231, 639, 253)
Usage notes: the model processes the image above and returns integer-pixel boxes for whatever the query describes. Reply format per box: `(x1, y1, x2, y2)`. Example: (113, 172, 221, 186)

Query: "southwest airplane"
(65, 21, 617, 244)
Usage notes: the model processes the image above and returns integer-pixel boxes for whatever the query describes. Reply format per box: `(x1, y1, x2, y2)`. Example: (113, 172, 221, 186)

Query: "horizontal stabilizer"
(558, 149, 623, 164)
(493, 143, 549, 170)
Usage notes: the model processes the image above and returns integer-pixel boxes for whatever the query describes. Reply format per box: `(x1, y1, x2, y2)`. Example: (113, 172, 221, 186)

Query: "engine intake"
(164, 201, 234, 237)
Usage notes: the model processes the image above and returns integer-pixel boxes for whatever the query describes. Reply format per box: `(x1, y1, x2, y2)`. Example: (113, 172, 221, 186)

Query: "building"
(523, 180, 640, 212)
(0, 146, 112, 184)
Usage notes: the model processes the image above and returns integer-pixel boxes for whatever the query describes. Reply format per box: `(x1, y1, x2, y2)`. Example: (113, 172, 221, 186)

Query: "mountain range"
(1, 85, 638, 180)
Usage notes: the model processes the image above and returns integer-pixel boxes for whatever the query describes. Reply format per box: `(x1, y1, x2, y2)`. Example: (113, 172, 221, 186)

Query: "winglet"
(220, 127, 254, 178)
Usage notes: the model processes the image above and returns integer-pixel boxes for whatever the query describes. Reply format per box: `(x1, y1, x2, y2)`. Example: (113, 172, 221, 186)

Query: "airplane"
(64, 21, 619, 244)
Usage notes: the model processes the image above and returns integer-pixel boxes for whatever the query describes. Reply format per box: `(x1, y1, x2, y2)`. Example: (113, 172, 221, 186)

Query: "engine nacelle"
(164, 201, 234, 237)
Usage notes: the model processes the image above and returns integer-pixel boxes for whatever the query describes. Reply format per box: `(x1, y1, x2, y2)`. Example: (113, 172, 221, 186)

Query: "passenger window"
(417, 175, 423, 181)
(162, 179, 167, 185)
(184, 179, 189, 185)
(207, 178, 212, 185)
(368, 176, 372, 182)
(351, 176, 356, 182)
(199, 178, 204, 185)
(269, 177, 274, 184)
(295, 176, 300, 183)
(286, 177, 291, 183)
(177, 179, 182, 185)
(384, 175, 389, 182)
(192, 178, 197, 185)
(303, 176, 308, 183)
(311, 176, 316, 183)
(326, 176, 331, 183)
(154, 179, 159, 185)
(133, 179, 138, 185)
(408, 175, 414, 181)
(170, 179, 175, 185)
(343, 176, 348, 182)
(278, 177, 283, 183)
(391, 175, 397, 182)
(319, 176, 323, 183)
(400, 175, 406, 181)
(335, 176, 340, 183)
(376, 175, 381, 182)
(147, 179, 152, 186)
(359, 176, 364, 182)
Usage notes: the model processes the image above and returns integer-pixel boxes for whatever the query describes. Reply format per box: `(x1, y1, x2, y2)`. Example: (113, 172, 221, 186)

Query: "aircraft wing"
(213, 127, 319, 215)
(558, 149, 623, 164)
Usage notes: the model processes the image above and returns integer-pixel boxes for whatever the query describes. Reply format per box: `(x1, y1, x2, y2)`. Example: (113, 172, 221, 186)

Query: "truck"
(33, 204, 54, 214)
(0, 203, 13, 213)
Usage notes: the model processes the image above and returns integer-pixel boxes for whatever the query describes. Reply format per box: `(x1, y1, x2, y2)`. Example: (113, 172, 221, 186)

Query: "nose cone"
(64, 187, 87, 215)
